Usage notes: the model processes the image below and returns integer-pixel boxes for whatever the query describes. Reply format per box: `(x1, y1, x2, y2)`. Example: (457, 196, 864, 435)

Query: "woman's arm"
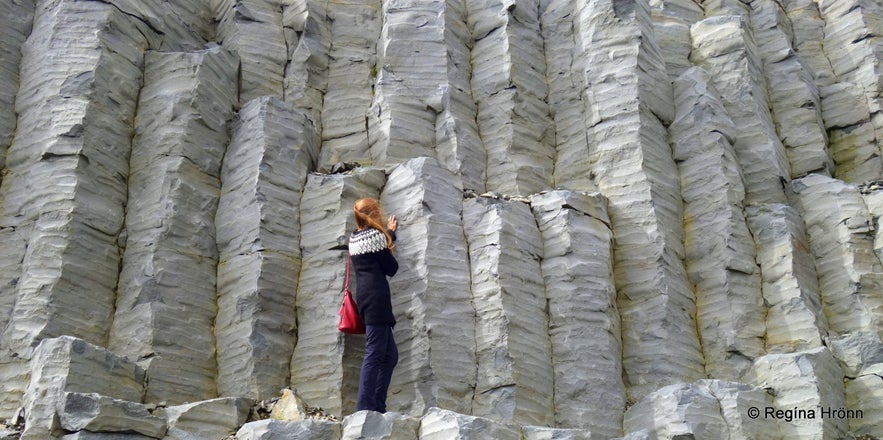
(379, 249, 398, 277)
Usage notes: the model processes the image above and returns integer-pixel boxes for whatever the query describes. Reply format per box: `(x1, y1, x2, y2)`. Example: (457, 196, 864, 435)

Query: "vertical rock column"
(20, 337, 146, 439)
(577, 0, 704, 402)
(783, 0, 880, 182)
(789, 174, 883, 338)
(744, 348, 851, 439)
(367, 1, 441, 166)
(289, 168, 387, 417)
(380, 157, 476, 416)
(368, 0, 485, 190)
(213, 0, 288, 102)
(815, 0, 883, 182)
(648, 0, 704, 80)
(215, 97, 318, 400)
(283, 1, 330, 140)
(671, 67, 765, 381)
(316, 1, 380, 167)
(463, 196, 553, 426)
(690, 15, 791, 205)
(0, 0, 34, 177)
(746, 204, 829, 353)
(749, 0, 833, 178)
(109, 47, 238, 405)
(436, 0, 486, 192)
(110, 0, 212, 51)
(542, 0, 593, 191)
(0, 0, 35, 332)
(529, 190, 624, 436)
(0, 0, 154, 418)
(467, 0, 554, 195)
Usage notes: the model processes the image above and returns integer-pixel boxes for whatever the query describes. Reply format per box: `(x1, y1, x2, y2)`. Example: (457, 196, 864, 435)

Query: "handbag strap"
(344, 253, 351, 291)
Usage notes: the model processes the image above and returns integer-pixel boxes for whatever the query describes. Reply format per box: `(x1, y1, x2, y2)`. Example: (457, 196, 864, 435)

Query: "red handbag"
(338, 254, 366, 334)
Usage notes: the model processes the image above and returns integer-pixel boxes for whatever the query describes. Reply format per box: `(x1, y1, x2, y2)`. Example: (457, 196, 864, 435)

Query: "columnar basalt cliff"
(0, 0, 882, 439)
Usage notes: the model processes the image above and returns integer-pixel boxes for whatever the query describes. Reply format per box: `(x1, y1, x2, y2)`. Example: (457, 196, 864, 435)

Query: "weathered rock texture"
(1, 0, 883, 439)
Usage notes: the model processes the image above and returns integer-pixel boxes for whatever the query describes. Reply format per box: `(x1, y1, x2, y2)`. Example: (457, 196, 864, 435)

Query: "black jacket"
(348, 228, 398, 326)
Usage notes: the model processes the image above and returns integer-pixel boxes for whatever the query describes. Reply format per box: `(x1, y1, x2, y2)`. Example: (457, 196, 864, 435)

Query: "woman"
(348, 197, 399, 413)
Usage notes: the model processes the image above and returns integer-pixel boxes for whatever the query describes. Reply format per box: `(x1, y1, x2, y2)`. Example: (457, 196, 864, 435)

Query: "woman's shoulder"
(349, 228, 387, 256)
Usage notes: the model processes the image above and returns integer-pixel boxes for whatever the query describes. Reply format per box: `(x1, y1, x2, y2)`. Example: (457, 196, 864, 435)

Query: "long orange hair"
(353, 198, 395, 252)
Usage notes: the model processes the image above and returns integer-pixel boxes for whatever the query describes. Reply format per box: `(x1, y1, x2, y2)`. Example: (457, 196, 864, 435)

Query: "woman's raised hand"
(387, 215, 398, 232)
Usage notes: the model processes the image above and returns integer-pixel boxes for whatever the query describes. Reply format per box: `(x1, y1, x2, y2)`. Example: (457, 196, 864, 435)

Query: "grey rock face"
(156, 397, 251, 440)
(0, 0, 154, 419)
(463, 196, 553, 426)
(3, 0, 883, 438)
(382, 158, 476, 416)
(21, 337, 146, 439)
(672, 66, 764, 381)
(215, 97, 317, 401)
(236, 418, 341, 440)
(57, 393, 167, 439)
(109, 46, 238, 406)
(529, 190, 623, 436)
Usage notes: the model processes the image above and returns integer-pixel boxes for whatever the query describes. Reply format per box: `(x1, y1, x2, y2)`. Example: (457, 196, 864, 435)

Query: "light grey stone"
(844, 363, 883, 438)
(529, 191, 624, 436)
(747, 204, 828, 353)
(127, 47, 237, 178)
(577, 0, 703, 404)
(702, 0, 751, 16)
(860, 184, 883, 264)
(418, 407, 520, 440)
(697, 380, 780, 440)
(623, 383, 730, 440)
(610, 430, 652, 440)
(341, 410, 419, 440)
(813, 0, 883, 183)
(289, 168, 386, 417)
(521, 425, 593, 440)
(463, 196, 553, 426)
(780, 0, 837, 87)
(215, 96, 317, 257)
(110, 158, 223, 405)
(61, 432, 156, 440)
(381, 158, 476, 416)
(57, 393, 166, 438)
(828, 332, 883, 377)
(541, 0, 594, 191)
(0, 0, 34, 176)
(20, 337, 145, 439)
(100, 0, 208, 51)
(0, 0, 152, 418)
(749, 0, 833, 179)
(790, 174, 883, 338)
(213, 0, 287, 102)
(466, 0, 554, 195)
(672, 67, 764, 381)
(282, 0, 329, 141)
(214, 97, 316, 400)
(743, 348, 850, 440)
(109, 46, 237, 406)
(236, 419, 341, 440)
(367, 0, 438, 168)
(156, 397, 251, 440)
(215, 252, 300, 401)
(649, 0, 704, 79)
(317, 1, 379, 168)
(435, 0, 487, 193)
(690, 15, 791, 204)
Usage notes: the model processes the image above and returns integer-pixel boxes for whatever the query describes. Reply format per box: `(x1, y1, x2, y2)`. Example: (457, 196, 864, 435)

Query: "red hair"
(354, 198, 395, 252)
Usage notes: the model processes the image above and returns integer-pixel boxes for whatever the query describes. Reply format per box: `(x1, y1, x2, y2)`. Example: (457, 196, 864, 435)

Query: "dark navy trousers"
(357, 325, 398, 413)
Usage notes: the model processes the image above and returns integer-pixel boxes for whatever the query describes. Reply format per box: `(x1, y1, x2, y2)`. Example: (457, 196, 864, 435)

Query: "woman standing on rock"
(349, 197, 399, 413)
